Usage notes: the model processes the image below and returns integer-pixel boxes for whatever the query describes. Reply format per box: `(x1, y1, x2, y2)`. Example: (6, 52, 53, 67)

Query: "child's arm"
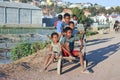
(49, 45, 53, 52)
(80, 38, 83, 51)
(60, 37, 73, 56)
(74, 34, 84, 50)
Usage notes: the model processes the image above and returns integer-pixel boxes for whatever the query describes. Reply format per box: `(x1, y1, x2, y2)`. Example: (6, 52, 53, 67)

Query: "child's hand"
(80, 45, 83, 51)
(79, 30, 85, 34)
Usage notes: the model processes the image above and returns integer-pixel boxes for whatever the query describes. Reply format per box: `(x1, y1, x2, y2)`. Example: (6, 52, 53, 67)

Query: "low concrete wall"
(0, 24, 42, 28)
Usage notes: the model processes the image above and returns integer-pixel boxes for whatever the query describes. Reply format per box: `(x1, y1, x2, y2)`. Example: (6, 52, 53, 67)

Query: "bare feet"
(81, 68, 90, 74)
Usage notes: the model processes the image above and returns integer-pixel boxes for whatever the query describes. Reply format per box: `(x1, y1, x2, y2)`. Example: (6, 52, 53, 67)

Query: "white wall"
(6, 8, 18, 24)
(0, 6, 42, 27)
(20, 9, 31, 24)
(0, 7, 5, 23)
(32, 10, 42, 24)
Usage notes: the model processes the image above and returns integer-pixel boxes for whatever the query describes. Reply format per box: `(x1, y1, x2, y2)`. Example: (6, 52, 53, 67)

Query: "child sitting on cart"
(44, 32, 62, 70)
(60, 27, 89, 73)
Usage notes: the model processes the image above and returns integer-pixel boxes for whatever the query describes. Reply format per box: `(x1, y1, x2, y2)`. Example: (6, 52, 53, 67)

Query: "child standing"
(71, 14, 78, 26)
(61, 13, 71, 33)
(69, 21, 84, 50)
(44, 32, 61, 70)
(56, 14, 63, 35)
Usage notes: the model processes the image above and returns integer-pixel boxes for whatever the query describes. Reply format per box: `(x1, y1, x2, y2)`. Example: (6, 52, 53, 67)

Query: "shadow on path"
(87, 37, 114, 46)
(87, 42, 120, 72)
(62, 42, 120, 74)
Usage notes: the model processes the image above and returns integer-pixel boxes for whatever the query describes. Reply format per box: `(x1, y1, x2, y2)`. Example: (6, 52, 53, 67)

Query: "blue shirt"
(61, 22, 69, 32)
(56, 21, 63, 33)
(72, 27, 79, 37)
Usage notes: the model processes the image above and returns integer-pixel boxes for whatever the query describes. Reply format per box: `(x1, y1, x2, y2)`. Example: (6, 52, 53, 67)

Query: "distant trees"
(54, 6, 64, 13)
(19, 0, 28, 3)
(72, 7, 93, 26)
(87, 6, 120, 16)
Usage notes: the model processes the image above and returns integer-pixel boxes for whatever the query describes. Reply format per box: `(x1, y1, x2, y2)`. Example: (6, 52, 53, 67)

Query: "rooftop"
(0, 2, 41, 10)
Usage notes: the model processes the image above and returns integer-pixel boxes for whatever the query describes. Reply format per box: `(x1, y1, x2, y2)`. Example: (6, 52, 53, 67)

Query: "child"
(61, 27, 89, 73)
(44, 32, 61, 70)
(62, 13, 71, 32)
(69, 21, 79, 36)
(69, 21, 84, 50)
(56, 14, 63, 35)
(71, 14, 78, 26)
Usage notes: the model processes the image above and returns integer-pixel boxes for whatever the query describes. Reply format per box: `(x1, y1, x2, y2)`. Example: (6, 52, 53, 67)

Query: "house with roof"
(0, 2, 42, 27)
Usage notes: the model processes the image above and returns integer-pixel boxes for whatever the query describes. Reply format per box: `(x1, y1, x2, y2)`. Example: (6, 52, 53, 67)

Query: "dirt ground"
(0, 32, 120, 80)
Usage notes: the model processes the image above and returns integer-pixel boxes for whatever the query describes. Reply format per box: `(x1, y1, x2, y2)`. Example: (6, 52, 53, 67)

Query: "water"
(0, 52, 13, 64)
(0, 59, 13, 64)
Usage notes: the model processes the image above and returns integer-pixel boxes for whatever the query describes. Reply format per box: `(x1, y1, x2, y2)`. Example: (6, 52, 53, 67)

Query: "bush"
(10, 43, 32, 60)
(31, 41, 50, 52)
(10, 41, 50, 60)
(86, 31, 98, 36)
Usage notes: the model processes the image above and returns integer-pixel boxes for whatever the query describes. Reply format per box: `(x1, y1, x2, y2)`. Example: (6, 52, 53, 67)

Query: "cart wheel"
(57, 58, 62, 75)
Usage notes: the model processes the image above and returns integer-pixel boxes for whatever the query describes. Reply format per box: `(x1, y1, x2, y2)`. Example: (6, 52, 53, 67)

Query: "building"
(69, 2, 92, 9)
(84, 10, 91, 17)
(0, 2, 42, 27)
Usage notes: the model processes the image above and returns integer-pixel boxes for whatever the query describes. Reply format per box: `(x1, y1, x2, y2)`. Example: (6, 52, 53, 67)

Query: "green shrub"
(31, 41, 50, 52)
(10, 41, 50, 60)
(10, 43, 32, 60)
(86, 31, 98, 36)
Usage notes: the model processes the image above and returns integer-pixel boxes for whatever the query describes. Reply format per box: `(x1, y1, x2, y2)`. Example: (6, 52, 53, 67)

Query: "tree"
(20, 0, 28, 3)
(107, 7, 115, 14)
(83, 17, 94, 27)
(54, 6, 64, 13)
(72, 7, 86, 23)
(87, 7, 97, 16)
(115, 6, 120, 14)
(97, 7, 107, 14)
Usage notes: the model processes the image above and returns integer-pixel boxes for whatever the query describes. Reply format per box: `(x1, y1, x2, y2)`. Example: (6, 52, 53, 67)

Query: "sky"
(63, 0, 120, 7)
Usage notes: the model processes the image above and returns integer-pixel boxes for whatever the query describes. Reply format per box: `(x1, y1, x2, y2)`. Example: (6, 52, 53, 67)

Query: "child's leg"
(44, 54, 52, 68)
(72, 51, 85, 70)
(44, 54, 55, 70)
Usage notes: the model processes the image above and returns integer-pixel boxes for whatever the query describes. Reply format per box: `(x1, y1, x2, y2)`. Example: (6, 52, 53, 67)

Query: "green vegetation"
(72, 7, 86, 23)
(84, 6, 120, 16)
(86, 30, 98, 36)
(72, 7, 93, 26)
(0, 27, 55, 34)
(0, 27, 55, 29)
(10, 41, 50, 60)
(98, 27, 109, 30)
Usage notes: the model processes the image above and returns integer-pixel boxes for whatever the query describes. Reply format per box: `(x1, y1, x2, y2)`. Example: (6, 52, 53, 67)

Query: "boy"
(69, 21, 84, 50)
(62, 13, 71, 32)
(71, 14, 78, 26)
(44, 32, 61, 70)
(56, 14, 63, 35)
(69, 21, 79, 36)
(61, 27, 89, 73)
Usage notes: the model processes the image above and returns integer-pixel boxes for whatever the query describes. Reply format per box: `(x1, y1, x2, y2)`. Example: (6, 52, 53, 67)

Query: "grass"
(0, 27, 55, 34)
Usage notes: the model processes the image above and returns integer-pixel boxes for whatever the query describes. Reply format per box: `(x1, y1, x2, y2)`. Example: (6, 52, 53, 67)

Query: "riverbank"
(0, 48, 48, 80)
